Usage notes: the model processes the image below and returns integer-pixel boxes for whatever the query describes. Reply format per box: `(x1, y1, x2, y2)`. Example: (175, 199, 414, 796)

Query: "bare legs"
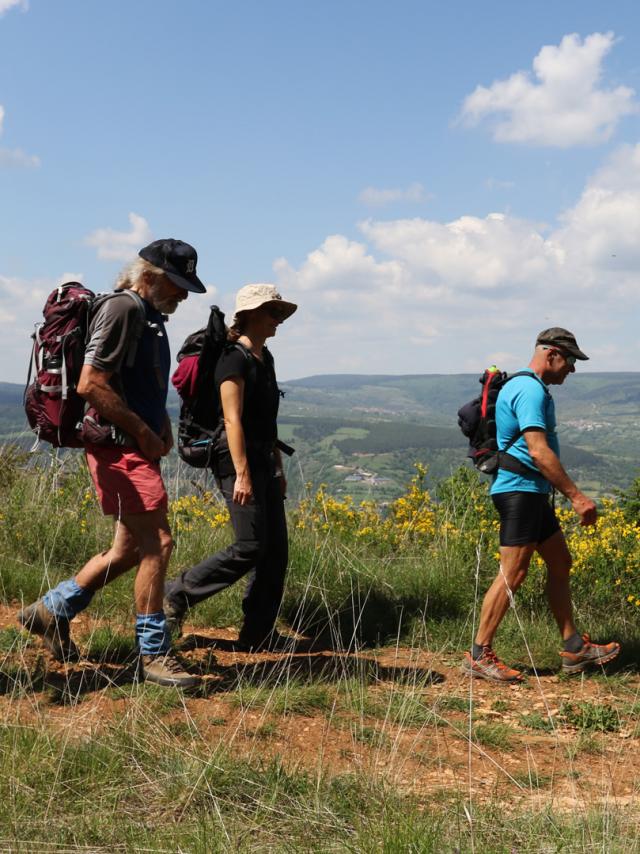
(74, 508, 172, 614)
(474, 530, 577, 647)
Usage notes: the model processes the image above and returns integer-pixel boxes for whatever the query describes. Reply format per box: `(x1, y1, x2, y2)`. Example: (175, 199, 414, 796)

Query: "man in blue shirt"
(463, 328, 620, 682)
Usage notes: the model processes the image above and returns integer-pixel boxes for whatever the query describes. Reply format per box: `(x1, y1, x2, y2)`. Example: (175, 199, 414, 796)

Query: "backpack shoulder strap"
(231, 341, 255, 370)
(93, 290, 165, 387)
(506, 369, 550, 395)
(500, 370, 550, 456)
(116, 290, 148, 369)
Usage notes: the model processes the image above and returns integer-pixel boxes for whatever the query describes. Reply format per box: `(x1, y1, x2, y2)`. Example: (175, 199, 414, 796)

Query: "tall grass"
(0, 446, 639, 851)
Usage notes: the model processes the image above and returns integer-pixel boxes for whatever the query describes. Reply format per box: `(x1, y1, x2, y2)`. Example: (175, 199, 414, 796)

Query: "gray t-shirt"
(84, 292, 170, 435)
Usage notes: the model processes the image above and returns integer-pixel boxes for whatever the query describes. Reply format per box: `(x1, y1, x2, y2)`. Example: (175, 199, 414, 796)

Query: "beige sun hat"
(230, 283, 297, 327)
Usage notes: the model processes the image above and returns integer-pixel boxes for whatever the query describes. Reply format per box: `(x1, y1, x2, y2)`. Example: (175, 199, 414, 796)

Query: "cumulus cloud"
(269, 143, 640, 378)
(0, 0, 28, 17)
(460, 32, 637, 147)
(5, 145, 640, 383)
(358, 182, 429, 207)
(85, 213, 152, 262)
(555, 143, 640, 279)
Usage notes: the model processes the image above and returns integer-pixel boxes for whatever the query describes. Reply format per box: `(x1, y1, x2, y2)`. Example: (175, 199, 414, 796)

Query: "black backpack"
(457, 367, 543, 475)
(172, 305, 295, 469)
(171, 306, 244, 468)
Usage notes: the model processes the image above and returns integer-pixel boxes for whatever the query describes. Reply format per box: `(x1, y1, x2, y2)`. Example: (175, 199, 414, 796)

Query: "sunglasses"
(543, 346, 576, 366)
(265, 304, 288, 321)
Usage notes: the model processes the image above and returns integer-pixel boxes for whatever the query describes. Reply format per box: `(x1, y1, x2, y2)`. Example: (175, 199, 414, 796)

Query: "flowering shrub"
(556, 500, 640, 610)
(169, 492, 230, 533)
(292, 464, 436, 548)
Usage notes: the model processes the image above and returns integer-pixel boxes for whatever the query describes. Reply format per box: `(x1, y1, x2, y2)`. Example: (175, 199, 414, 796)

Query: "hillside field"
(2, 372, 640, 499)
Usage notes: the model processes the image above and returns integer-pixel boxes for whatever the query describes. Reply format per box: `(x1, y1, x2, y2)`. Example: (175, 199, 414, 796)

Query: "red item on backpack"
(171, 353, 199, 401)
(24, 282, 95, 448)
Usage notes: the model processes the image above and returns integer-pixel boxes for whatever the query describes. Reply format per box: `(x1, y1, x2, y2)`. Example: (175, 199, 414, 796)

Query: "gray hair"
(114, 256, 165, 291)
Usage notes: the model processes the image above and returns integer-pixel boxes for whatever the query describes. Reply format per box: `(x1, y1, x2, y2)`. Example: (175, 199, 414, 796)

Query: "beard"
(146, 282, 182, 314)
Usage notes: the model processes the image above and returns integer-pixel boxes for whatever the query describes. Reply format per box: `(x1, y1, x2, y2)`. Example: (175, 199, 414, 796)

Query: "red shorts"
(85, 446, 168, 517)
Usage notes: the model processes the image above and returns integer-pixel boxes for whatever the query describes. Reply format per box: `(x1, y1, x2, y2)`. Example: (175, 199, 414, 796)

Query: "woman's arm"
(219, 377, 252, 505)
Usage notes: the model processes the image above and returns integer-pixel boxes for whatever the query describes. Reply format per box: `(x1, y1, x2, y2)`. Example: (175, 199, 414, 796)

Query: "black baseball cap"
(536, 327, 589, 360)
(138, 239, 206, 294)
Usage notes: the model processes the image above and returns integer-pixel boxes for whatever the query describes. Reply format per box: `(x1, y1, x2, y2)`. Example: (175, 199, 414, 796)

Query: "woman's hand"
(233, 471, 253, 505)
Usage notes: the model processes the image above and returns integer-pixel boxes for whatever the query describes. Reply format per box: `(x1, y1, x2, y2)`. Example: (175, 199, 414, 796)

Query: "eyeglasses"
(542, 346, 576, 366)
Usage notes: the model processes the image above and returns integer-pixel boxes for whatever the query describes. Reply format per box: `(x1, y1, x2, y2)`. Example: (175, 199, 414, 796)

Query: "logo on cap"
(186, 260, 195, 274)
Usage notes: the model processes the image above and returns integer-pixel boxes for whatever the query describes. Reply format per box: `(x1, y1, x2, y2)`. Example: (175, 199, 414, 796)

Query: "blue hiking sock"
(563, 632, 584, 653)
(136, 611, 170, 656)
(43, 578, 93, 620)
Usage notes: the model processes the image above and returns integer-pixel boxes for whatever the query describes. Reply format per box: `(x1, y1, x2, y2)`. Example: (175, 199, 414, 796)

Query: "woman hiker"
(163, 284, 297, 650)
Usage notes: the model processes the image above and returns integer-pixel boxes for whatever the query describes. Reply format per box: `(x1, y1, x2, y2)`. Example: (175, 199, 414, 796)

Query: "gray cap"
(536, 327, 588, 360)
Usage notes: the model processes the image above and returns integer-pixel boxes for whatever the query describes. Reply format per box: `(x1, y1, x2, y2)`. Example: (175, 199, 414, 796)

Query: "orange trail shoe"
(559, 634, 620, 675)
(462, 648, 523, 683)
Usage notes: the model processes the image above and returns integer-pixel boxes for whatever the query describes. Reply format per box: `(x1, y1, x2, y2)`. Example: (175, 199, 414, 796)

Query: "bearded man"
(19, 239, 206, 688)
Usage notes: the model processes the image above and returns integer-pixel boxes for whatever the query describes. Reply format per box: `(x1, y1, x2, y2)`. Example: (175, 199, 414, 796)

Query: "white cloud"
(555, 143, 640, 279)
(269, 143, 640, 378)
(460, 32, 637, 147)
(5, 145, 640, 383)
(0, 147, 40, 168)
(358, 182, 429, 207)
(85, 213, 152, 262)
(0, 0, 28, 17)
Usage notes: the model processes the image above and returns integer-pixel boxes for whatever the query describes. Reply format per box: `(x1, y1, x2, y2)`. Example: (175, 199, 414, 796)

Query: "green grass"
(0, 713, 637, 853)
(519, 711, 555, 732)
(1, 452, 640, 850)
(560, 701, 621, 733)
(81, 624, 136, 663)
(232, 681, 334, 717)
(472, 722, 515, 750)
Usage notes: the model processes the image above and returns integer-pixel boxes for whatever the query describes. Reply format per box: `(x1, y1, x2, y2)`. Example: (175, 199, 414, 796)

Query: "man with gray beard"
(19, 239, 206, 688)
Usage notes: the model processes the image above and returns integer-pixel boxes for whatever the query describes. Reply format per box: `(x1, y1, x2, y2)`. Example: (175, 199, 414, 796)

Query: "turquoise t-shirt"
(490, 369, 558, 496)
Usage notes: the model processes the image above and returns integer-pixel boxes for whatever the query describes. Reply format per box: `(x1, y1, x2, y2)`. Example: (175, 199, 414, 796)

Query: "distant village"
(333, 464, 393, 487)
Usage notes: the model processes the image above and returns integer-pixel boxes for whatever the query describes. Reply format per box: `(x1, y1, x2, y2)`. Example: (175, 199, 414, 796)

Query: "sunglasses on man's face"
(545, 346, 576, 366)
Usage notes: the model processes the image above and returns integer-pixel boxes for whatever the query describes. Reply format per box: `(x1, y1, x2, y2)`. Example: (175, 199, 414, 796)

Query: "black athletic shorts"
(491, 491, 560, 547)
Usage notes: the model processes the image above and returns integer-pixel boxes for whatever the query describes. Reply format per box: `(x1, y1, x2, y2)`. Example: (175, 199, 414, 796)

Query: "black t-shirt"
(215, 344, 279, 444)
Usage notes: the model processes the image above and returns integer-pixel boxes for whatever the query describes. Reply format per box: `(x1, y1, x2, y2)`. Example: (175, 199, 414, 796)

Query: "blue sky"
(1, 0, 640, 381)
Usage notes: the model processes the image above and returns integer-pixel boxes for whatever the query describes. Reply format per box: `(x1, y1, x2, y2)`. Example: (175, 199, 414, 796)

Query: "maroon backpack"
(24, 282, 95, 448)
(24, 283, 146, 449)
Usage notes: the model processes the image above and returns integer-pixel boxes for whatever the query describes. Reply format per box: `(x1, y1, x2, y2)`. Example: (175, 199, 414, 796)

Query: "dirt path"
(1, 605, 638, 811)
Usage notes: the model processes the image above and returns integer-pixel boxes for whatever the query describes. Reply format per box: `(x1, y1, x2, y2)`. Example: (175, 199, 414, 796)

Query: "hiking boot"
(17, 600, 80, 662)
(139, 653, 200, 688)
(559, 634, 621, 675)
(163, 595, 187, 639)
(462, 648, 523, 683)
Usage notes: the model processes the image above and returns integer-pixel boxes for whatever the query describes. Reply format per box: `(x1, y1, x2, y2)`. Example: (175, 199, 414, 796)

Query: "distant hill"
(3, 373, 639, 499)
